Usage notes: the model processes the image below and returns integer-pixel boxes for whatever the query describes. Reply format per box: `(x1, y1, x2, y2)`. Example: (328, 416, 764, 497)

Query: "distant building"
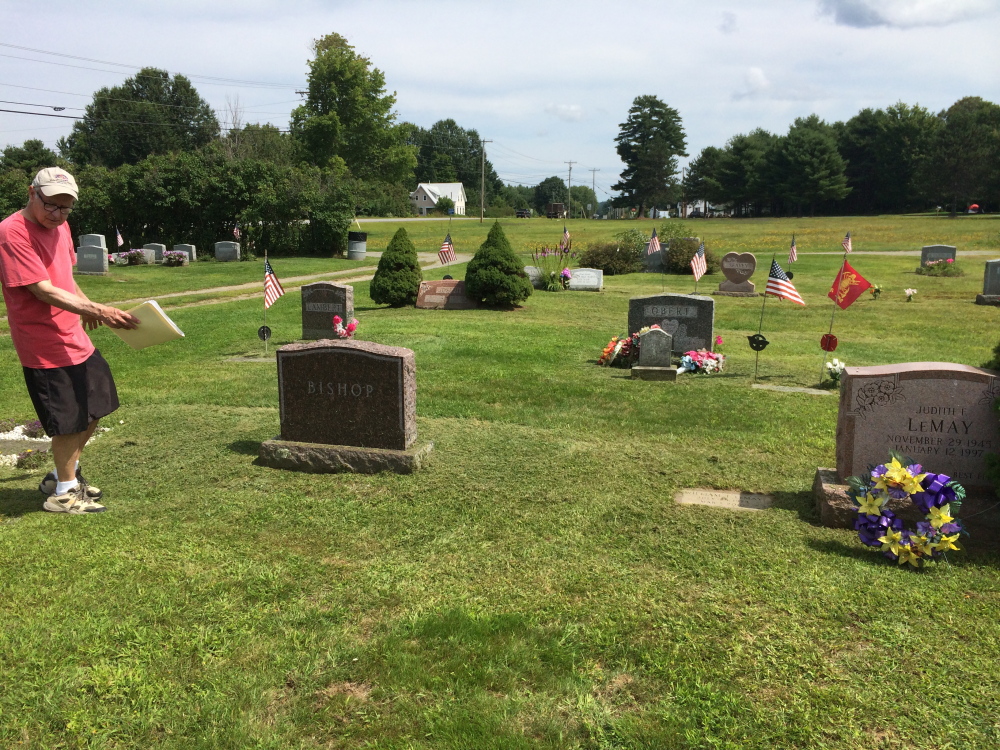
(409, 183, 467, 216)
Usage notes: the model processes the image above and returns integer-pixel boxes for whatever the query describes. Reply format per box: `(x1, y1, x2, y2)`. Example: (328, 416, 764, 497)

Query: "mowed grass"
(0, 215, 999, 748)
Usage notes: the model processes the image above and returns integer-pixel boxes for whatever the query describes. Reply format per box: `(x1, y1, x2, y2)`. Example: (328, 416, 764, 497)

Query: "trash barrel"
(347, 231, 367, 260)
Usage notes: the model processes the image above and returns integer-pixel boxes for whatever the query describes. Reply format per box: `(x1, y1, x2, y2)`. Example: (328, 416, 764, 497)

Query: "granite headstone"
(628, 293, 715, 352)
(173, 244, 197, 261)
(143, 243, 166, 262)
(301, 282, 354, 340)
(983, 260, 1000, 295)
(718, 252, 757, 294)
(836, 362, 1000, 490)
(276, 339, 416, 451)
(567, 267, 603, 291)
(76, 245, 108, 275)
(215, 241, 241, 261)
(637, 327, 673, 367)
(79, 234, 106, 249)
(416, 279, 478, 309)
(524, 266, 543, 289)
(920, 244, 957, 265)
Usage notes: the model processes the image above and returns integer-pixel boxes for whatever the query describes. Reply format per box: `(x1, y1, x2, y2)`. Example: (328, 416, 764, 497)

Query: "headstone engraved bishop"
(628, 293, 715, 352)
(301, 282, 354, 339)
(259, 340, 433, 474)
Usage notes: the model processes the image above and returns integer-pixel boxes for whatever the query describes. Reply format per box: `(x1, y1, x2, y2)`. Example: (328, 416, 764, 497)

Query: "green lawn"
(1, 215, 999, 749)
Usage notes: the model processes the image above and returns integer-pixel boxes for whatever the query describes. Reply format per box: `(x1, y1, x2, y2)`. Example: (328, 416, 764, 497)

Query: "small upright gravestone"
(815, 362, 1000, 527)
(628, 293, 715, 352)
(79, 234, 106, 249)
(258, 339, 433, 474)
(717, 252, 757, 295)
(301, 282, 354, 340)
(567, 268, 603, 291)
(215, 241, 240, 261)
(632, 327, 676, 381)
(416, 279, 478, 309)
(76, 245, 108, 275)
(920, 244, 956, 266)
(975, 259, 1000, 306)
(143, 243, 166, 262)
(173, 244, 197, 262)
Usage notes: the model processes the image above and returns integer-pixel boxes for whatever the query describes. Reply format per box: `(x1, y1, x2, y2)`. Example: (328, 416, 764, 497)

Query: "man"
(0, 168, 139, 514)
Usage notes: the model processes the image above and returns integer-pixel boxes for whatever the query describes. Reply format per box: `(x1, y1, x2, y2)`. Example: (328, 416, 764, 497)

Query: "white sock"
(56, 479, 79, 495)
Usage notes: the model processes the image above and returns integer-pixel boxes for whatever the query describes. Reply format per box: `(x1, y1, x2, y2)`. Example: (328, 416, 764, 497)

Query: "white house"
(409, 183, 467, 216)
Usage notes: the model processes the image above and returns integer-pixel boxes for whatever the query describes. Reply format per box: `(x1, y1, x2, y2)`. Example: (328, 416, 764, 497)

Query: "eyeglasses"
(35, 192, 74, 215)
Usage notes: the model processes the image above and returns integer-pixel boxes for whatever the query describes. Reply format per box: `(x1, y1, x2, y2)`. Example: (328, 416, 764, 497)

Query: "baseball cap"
(32, 168, 79, 200)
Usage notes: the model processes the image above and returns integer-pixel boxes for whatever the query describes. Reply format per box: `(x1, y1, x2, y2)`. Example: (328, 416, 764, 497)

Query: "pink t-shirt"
(0, 212, 95, 368)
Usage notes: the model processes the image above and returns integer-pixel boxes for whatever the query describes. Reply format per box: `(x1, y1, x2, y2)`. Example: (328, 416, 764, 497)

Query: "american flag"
(563, 225, 571, 247)
(116, 227, 124, 247)
(263, 259, 285, 309)
(788, 235, 797, 263)
(438, 233, 456, 265)
(765, 259, 805, 305)
(646, 228, 660, 256)
(691, 241, 707, 281)
(233, 223, 241, 240)
(841, 232, 852, 253)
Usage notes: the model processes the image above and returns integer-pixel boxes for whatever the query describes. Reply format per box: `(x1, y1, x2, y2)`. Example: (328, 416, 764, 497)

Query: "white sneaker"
(42, 484, 106, 514)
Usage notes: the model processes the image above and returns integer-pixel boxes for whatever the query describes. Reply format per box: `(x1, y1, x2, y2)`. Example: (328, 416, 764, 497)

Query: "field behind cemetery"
(1, 215, 999, 749)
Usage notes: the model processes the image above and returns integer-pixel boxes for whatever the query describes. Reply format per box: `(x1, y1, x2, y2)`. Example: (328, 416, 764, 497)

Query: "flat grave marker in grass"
(675, 489, 773, 511)
(628, 293, 715, 352)
(260, 339, 432, 473)
(415, 279, 477, 309)
(301, 282, 354, 339)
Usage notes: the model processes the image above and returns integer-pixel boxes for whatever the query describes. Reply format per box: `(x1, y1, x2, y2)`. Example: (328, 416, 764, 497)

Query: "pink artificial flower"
(346, 320, 358, 333)
(946, 258, 954, 263)
(333, 315, 343, 326)
(715, 335, 723, 346)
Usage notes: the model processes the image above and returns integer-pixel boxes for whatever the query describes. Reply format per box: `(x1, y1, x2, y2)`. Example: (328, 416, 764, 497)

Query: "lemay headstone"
(301, 282, 354, 340)
(717, 252, 757, 295)
(215, 241, 240, 261)
(920, 244, 956, 266)
(416, 279, 478, 309)
(632, 327, 676, 381)
(173, 244, 197, 261)
(143, 243, 166, 262)
(815, 362, 1000, 527)
(628, 293, 715, 352)
(259, 339, 433, 474)
(567, 268, 603, 291)
(975, 259, 1000, 306)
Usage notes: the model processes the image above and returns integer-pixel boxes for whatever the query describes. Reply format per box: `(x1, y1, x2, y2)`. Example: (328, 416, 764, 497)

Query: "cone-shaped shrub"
(465, 221, 533, 306)
(370, 228, 422, 307)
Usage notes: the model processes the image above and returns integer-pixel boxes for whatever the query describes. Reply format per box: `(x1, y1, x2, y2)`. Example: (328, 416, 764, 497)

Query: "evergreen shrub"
(465, 221, 533, 306)
(664, 237, 720, 275)
(370, 228, 422, 306)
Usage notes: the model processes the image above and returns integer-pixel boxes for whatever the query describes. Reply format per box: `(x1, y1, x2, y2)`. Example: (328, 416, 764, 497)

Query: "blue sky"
(1, 0, 997, 200)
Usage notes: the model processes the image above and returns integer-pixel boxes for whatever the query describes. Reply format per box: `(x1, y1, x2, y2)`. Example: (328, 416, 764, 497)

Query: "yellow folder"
(110, 300, 185, 350)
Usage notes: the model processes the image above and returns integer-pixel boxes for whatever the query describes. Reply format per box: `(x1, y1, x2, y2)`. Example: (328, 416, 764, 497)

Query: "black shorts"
(23, 350, 120, 436)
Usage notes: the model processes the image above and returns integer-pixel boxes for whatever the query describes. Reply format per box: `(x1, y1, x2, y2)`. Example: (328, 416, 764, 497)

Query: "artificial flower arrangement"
(332, 315, 359, 339)
(904, 287, 917, 302)
(677, 349, 725, 374)
(916, 258, 964, 277)
(162, 250, 188, 266)
(847, 452, 966, 568)
(825, 358, 846, 383)
(868, 284, 882, 300)
(597, 325, 659, 367)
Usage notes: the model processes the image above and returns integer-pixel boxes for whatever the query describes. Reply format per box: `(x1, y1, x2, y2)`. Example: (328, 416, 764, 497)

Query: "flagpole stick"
(819, 251, 848, 384)
(753, 255, 773, 383)
(263, 248, 268, 357)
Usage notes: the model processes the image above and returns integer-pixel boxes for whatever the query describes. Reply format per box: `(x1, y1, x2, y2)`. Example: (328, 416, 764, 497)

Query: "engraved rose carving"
(856, 379, 904, 417)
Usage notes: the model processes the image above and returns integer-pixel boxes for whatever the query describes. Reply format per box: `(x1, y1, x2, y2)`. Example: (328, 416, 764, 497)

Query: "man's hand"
(26, 280, 140, 330)
(82, 314, 101, 331)
(97, 306, 140, 330)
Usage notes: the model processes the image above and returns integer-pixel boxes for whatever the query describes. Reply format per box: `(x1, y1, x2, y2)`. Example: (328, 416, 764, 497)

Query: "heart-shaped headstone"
(721, 252, 757, 284)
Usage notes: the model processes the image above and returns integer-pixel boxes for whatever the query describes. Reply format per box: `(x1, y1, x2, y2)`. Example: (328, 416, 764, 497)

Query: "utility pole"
(480, 139, 492, 224)
(589, 168, 599, 219)
(565, 161, 575, 219)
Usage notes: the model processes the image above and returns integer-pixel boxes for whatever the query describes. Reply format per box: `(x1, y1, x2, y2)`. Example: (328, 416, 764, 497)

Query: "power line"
(0, 107, 288, 132)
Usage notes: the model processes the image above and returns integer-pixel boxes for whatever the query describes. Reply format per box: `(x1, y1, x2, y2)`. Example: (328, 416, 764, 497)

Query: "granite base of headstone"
(714, 280, 757, 296)
(144, 243, 166, 262)
(567, 268, 603, 291)
(76, 245, 109, 275)
(174, 244, 197, 261)
(919, 244, 956, 269)
(79, 234, 107, 249)
(301, 282, 354, 340)
(975, 295, 1000, 306)
(258, 339, 432, 475)
(628, 293, 715, 351)
(631, 327, 676, 381)
(416, 279, 478, 309)
(215, 241, 241, 261)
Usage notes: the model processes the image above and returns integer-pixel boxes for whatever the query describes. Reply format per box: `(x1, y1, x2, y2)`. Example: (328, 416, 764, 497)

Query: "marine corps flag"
(828, 259, 871, 310)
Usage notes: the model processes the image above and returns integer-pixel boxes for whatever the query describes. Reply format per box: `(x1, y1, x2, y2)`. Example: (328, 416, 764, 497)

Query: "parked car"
(515, 209, 531, 218)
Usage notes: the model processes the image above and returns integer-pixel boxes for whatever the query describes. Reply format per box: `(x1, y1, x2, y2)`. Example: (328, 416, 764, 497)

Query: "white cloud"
(733, 67, 771, 99)
(818, 0, 999, 28)
(719, 11, 738, 33)
(544, 104, 585, 122)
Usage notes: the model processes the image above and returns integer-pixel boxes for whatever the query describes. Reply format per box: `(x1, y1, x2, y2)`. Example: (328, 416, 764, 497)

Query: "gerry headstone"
(215, 241, 240, 261)
(628, 293, 715, 352)
(301, 282, 354, 339)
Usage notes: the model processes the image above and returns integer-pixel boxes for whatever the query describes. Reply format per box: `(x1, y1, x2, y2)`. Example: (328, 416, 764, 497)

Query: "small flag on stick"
(233, 223, 241, 240)
(562, 225, 571, 249)
(765, 259, 805, 305)
(841, 232, 852, 253)
(115, 227, 124, 247)
(646, 228, 660, 256)
(691, 242, 707, 281)
(828, 259, 871, 310)
(263, 259, 285, 309)
(788, 235, 797, 263)
(438, 233, 457, 265)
